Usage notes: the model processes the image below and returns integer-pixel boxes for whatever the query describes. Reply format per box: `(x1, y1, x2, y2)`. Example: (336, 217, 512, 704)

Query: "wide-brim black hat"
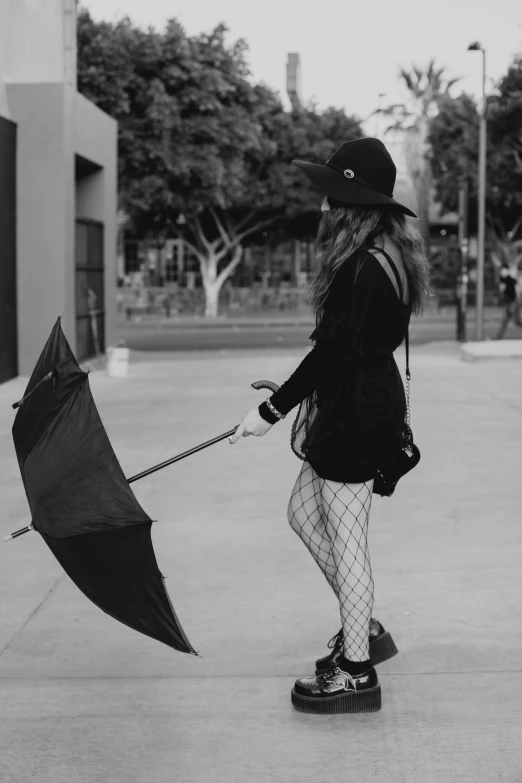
(293, 137, 417, 218)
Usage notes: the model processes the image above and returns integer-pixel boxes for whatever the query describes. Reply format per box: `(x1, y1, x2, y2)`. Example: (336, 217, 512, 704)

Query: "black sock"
(337, 655, 372, 676)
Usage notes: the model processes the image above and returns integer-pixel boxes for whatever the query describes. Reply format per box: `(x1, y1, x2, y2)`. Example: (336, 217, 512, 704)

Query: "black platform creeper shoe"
(315, 619, 398, 675)
(291, 661, 381, 714)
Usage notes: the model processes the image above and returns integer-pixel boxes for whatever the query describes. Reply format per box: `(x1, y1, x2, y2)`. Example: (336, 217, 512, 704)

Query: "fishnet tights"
(287, 461, 374, 662)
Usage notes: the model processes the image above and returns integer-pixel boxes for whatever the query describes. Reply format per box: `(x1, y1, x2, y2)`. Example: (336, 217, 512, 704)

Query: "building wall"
(0, 0, 117, 378)
(6, 84, 69, 372)
(0, 0, 76, 113)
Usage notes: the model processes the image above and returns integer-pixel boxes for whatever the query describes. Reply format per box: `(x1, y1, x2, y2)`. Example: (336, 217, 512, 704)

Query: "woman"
(229, 137, 430, 714)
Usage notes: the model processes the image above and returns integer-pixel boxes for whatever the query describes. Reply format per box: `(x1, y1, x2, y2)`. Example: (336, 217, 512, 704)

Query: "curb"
(461, 339, 522, 362)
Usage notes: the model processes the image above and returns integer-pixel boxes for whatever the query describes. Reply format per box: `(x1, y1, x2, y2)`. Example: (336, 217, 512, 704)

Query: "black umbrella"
(6, 316, 277, 654)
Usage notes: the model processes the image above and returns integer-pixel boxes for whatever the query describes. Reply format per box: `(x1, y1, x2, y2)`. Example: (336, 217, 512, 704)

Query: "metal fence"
(121, 238, 315, 289)
(117, 282, 313, 318)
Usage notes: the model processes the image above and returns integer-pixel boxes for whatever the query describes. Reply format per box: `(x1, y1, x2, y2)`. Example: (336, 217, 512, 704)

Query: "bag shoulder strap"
(366, 246, 411, 428)
(366, 246, 405, 303)
(366, 246, 410, 370)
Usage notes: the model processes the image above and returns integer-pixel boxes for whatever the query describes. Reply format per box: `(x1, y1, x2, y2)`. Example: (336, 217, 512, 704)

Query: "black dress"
(268, 246, 411, 484)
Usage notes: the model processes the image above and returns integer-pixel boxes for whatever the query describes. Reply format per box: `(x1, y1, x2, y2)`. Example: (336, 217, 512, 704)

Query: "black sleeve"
(266, 251, 382, 418)
(265, 340, 343, 417)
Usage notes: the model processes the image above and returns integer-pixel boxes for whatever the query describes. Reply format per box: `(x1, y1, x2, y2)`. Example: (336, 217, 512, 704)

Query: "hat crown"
(326, 138, 396, 198)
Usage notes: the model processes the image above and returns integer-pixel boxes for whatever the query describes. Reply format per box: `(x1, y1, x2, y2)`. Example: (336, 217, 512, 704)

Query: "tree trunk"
(185, 207, 265, 317)
(203, 280, 220, 318)
(199, 244, 243, 318)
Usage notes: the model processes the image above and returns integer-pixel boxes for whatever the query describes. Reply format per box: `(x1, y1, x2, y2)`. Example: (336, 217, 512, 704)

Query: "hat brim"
(293, 160, 417, 218)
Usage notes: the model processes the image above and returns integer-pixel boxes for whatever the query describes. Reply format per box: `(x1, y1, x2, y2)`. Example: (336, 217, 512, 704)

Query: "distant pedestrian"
(493, 258, 522, 340)
(229, 138, 430, 714)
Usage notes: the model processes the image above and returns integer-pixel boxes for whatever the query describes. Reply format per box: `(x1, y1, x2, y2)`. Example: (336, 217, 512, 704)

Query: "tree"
(489, 55, 522, 184)
(76, 12, 139, 119)
(428, 93, 480, 218)
(77, 11, 279, 313)
(77, 9, 363, 316)
(486, 53, 522, 258)
(376, 60, 461, 255)
(428, 54, 522, 280)
(176, 91, 362, 315)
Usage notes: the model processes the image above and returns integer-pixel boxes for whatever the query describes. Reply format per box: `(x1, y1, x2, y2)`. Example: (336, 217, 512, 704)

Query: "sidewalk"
(0, 343, 521, 782)
(116, 305, 507, 329)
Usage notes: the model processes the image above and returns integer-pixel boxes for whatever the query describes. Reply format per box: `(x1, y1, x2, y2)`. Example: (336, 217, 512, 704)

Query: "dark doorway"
(0, 116, 18, 383)
(75, 218, 105, 362)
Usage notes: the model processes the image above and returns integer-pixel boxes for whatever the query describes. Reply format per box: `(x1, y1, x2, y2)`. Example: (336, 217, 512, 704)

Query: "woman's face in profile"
(321, 195, 330, 212)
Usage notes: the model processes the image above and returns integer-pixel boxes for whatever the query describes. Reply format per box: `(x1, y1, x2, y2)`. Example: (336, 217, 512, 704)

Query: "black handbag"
(373, 328, 421, 496)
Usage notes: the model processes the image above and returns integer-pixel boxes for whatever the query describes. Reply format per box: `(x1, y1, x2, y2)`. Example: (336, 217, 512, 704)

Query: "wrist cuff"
(258, 402, 279, 425)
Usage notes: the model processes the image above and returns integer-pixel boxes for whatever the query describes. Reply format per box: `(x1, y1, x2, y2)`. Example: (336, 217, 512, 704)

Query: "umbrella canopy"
(12, 316, 196, 654)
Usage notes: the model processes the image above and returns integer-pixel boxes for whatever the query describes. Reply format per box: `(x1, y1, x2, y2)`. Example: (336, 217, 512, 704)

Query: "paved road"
(116, 318, 515, 352)
(1, 345, 522, 782)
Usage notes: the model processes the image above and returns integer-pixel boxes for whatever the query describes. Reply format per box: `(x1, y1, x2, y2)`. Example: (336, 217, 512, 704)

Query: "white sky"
(83, 0, 522, 133)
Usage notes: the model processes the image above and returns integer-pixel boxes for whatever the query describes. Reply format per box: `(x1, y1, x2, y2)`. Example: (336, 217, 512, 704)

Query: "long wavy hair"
(308, 204, 431, 321)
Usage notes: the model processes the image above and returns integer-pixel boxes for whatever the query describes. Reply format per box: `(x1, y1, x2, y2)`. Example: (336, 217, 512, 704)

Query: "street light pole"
(457, 182, 469, 342)
(468, 42, 487, 341)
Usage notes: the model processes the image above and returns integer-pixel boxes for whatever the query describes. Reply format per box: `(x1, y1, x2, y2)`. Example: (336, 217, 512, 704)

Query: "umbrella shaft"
(7, 378, 275, 542)
(127, 427, 238, 484)
(5, 428, 238, 540)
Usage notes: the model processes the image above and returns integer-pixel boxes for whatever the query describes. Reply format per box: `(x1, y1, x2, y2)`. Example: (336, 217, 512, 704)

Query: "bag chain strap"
(405, 327, 412, 437)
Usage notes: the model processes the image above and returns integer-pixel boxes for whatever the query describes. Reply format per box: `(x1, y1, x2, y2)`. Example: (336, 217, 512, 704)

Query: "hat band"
(325, 162, 394, 199)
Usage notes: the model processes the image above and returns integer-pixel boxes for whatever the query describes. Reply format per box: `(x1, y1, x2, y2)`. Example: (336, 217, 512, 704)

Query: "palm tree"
(376, 60, 461, 256)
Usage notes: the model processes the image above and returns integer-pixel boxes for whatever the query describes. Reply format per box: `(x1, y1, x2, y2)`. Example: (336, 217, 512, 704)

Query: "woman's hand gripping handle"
(228, 380, 281, 445)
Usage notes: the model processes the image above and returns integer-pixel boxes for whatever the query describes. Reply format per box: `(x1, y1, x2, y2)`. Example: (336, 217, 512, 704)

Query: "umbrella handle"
(5, 379, 281, 540)
(251, 380, 280, 394)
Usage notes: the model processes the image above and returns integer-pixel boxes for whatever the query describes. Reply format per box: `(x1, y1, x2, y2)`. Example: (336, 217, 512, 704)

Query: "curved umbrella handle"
(251, 379, 280, 394)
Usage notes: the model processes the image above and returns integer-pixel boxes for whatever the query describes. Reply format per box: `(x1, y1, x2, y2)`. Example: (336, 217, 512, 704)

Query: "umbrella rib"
(12, 357, 73, 410)
(12, 370, 56, 410)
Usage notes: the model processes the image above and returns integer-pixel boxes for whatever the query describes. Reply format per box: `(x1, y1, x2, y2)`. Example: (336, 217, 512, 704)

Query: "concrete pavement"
(461, 338, 522, 360)
(0, 341, 522, 782)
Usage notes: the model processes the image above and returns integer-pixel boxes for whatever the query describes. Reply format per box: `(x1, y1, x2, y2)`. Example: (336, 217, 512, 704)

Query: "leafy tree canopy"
(428, 54, 522, 241)
(428, 93, 480, 214)
(77, 7, 362, 313)
(77, 9, 362, 238)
